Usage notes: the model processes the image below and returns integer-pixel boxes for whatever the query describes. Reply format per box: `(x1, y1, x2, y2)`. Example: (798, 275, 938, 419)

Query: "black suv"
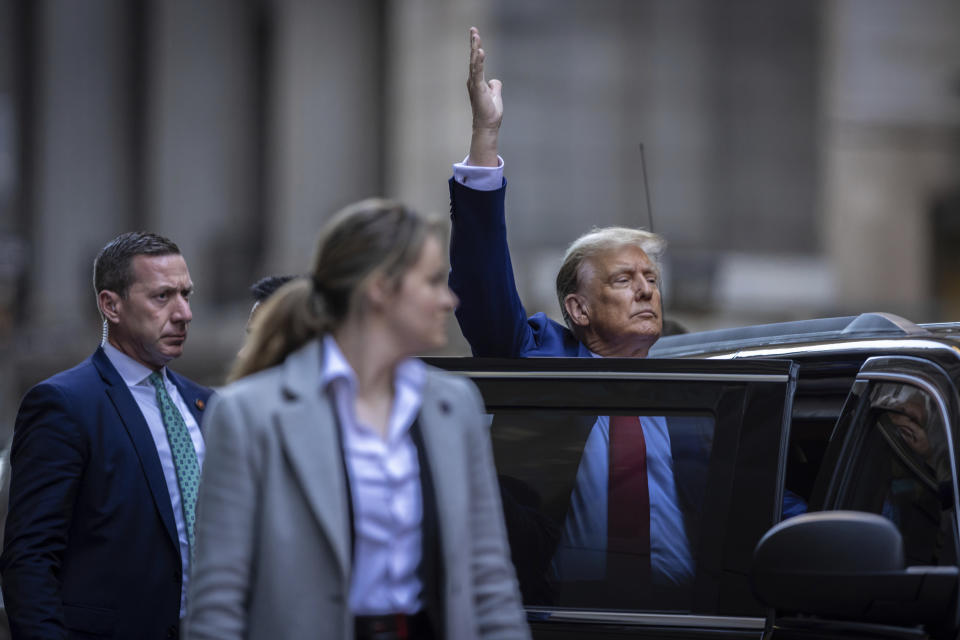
(427, 312, 960, 640)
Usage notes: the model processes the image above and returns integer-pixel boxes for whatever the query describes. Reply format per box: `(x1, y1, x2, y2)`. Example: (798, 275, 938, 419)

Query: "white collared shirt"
(320, 335, 426, 615)
(102, 342, 205, 616)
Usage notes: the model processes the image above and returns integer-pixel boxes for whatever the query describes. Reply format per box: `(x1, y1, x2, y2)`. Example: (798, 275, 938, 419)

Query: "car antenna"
(639, 142, 655, 233)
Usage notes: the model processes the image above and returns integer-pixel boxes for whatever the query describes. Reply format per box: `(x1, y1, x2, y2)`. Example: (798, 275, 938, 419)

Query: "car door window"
(426, 356, 798, 627)
(837, 381, 957, 567)
(494, 410, 714, 611)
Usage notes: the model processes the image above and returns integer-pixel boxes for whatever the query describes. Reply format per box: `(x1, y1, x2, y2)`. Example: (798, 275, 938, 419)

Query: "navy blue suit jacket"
(449, 177, 585, 359)
(0, 347, 213, 639)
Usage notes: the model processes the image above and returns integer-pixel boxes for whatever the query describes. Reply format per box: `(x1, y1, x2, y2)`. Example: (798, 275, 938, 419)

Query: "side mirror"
(752, 511, 958, 626)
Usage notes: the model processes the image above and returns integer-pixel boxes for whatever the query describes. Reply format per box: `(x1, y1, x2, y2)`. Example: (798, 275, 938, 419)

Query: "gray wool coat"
(183, 339, 530, 640)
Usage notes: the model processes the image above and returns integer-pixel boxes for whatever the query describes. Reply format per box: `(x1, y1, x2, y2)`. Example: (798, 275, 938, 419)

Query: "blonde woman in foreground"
(184, 199, 530, 640)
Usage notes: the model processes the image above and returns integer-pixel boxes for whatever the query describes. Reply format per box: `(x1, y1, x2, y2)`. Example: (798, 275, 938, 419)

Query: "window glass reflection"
(842, 383, 956, 567)
(490, 410, 715, 611)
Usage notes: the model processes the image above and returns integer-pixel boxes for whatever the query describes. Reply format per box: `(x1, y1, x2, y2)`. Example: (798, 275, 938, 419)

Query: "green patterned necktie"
(148, 371, 200, 553)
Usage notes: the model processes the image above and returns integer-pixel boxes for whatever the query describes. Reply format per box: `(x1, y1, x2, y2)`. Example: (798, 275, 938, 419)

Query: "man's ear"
(98, 290, 122, 324)
(563, 293, 590, 328)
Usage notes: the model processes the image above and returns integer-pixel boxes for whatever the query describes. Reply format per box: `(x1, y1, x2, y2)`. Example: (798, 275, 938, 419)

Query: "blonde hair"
(230, 198, 446, 381)
(555, 227, 666, 330)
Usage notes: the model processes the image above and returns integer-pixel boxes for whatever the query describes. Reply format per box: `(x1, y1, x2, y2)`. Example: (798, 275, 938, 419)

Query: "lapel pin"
(195, 398, 206, 411)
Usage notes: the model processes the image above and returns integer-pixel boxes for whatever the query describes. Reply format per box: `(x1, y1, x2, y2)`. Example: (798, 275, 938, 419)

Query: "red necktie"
(608, 415, 651, 584)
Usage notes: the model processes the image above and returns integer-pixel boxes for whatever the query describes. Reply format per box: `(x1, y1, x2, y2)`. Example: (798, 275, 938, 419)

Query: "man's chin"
(157, 345, 184, 363)
(632, 320, 662, 340)
(629, 325, 662, 354)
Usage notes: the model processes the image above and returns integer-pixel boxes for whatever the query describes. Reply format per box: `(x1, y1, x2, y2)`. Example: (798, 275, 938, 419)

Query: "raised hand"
(466, 27, 502, 167)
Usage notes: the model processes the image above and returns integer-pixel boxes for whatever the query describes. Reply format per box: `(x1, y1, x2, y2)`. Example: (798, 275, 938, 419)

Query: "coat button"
(167, 625, 178, 638)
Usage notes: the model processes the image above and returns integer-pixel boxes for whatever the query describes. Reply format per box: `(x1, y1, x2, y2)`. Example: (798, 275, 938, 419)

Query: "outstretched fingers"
(468, 27, 486, 90)
(465, 25, 503, 157)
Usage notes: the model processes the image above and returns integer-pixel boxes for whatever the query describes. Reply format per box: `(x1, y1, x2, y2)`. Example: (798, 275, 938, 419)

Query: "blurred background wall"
(0, 0, 958, 444)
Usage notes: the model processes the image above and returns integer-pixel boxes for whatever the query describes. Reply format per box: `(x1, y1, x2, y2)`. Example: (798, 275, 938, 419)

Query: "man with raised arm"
(449, 29, 665, 361)
(447, 27, 700, 603)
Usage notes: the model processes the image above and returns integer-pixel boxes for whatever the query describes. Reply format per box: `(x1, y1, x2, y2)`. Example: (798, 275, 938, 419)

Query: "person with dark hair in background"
(1, 232, 212, 639)
(247, 274, 297, 329)
(184, 199, 529, 640)
(239, 276, 300, 363)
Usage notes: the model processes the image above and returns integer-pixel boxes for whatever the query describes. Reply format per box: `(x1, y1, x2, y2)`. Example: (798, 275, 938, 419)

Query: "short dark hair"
(93, 232, 181, 298)
(250, 275, 297, 304)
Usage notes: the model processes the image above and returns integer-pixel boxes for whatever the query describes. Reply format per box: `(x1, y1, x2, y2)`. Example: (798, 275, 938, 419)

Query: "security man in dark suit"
(1, 232, 213, 639)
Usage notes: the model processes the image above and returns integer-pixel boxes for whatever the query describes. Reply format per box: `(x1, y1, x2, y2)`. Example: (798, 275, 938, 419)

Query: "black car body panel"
(424, 313, 960, 639)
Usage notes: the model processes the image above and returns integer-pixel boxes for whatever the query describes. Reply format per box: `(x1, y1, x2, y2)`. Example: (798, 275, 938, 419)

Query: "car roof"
(649, 312, 960, 362)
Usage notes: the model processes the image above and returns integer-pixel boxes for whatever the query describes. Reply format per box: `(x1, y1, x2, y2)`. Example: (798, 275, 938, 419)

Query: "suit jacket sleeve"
(448, 177, 538, 358)
(1, 383, 86, 640)
(461, 379, 531, 640)
(184, 393, 258, 640)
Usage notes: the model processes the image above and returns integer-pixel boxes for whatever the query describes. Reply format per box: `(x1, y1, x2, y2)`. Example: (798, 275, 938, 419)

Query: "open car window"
(814, 357, 960, 571)
(426, 357, 798, 628)
(849, 382, 956, 566)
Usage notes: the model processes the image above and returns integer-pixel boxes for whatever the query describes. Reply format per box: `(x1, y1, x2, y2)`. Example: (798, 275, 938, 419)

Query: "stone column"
(30, 0, 134, 329)
(821, 0, 960, 319)
(384, 0, 493, 215)
(265, 0, 384, 274)
(146, 0, 259, 302)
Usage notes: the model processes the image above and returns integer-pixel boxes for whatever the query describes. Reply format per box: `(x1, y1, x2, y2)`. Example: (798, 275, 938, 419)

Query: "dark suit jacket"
(0, 347, 212, 639)
(449, 177, 585, 359)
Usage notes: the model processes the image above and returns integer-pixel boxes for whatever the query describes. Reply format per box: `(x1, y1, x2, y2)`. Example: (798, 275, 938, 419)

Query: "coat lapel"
(91, 348, 179, 550)
(415, 374, 463, 578)
(274, 340, 351, 580)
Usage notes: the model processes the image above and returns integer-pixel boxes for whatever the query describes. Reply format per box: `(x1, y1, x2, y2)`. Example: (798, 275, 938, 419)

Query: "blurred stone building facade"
(0, 0, 958, 444)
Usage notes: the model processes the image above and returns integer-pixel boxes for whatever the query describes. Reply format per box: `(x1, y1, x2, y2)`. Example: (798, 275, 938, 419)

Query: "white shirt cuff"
(452, 155, 505, 191)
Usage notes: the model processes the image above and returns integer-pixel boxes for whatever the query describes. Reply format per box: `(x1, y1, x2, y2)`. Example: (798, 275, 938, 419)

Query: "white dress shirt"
(320, 335, 427, 615)
(102, 342, 205, 616)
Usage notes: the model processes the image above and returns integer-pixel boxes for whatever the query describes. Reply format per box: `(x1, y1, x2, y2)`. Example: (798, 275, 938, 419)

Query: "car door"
(425, 356, 798, 640)
(779, 355, 960, 639)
